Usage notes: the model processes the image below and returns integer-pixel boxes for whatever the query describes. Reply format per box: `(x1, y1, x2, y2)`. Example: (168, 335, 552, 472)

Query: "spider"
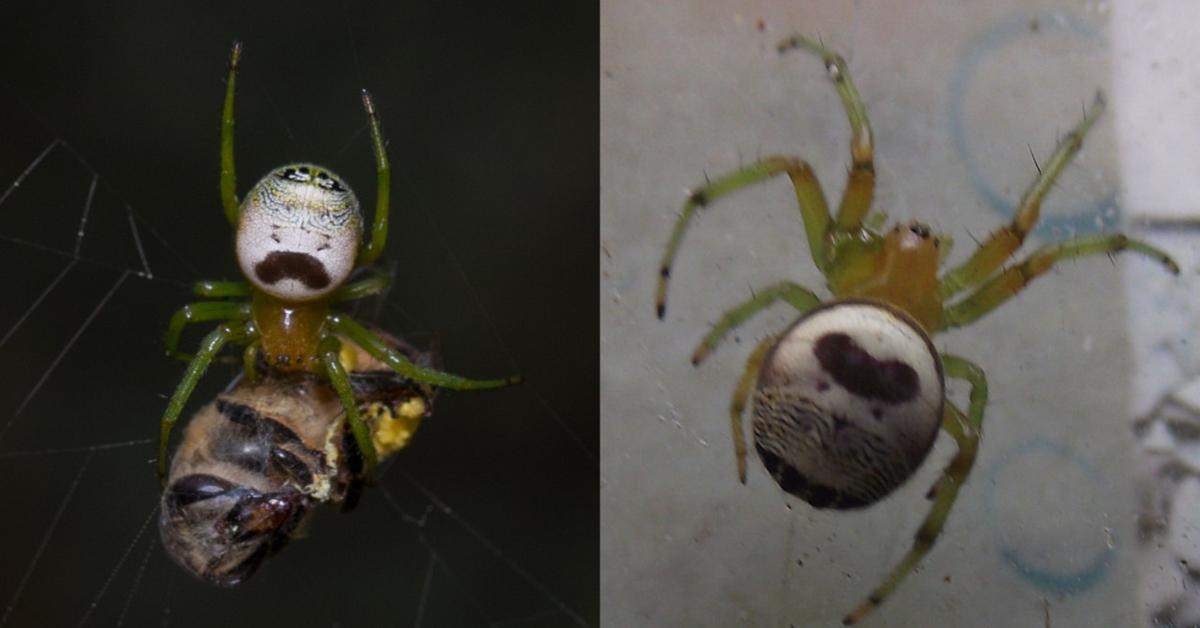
(655, 35, 1179, 625)
(160, 41, 518, 483)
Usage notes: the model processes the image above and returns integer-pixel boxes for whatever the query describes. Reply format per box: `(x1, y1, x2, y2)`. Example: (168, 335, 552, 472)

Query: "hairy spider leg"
(220, 41, 241, 226)
(778, 35, 875, 234)
(327, 315, 521, 389)
(729, 335, 778, 484)
(164, 302, 251, 359)
(937, 93, 1108, 299)
(939, 233, 1178, 330)
(657, 35, 884, 319)
(843, 354, 987, 625)
(656, 158, 834, 318)
(357, 91, 390, 268)
(159, 320, 257, 479)
(691, 280, 821, 366)
(193, 280, 251, 298)
(319, 336, 379, 478)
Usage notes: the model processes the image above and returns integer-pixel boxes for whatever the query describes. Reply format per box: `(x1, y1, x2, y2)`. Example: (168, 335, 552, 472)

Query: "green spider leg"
(326, 314, 521, 389)
(242, 340, 261, 382)
(218, 41, 390, 268)
(691, 281, 821, 366)
(164, 302, 251, 359)
(356, 91, 390, 268)
(331, 269, 391, 303)
(192, 280, 250, 298)
(778, 34, 875, 233)
(729, 335, 778, 484)
(939, 233, 1178, 330)
(220, 41, 241, 226)
(938, 93, 1108, 300)
(319, 336, 379, 478)
(656, 158, 833, 318)
(844, 354, 987, 625)
(656, 34, 880, 319)
(158, 320, 257, 480)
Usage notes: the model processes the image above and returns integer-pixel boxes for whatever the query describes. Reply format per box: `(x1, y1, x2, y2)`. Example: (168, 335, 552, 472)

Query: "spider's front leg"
(159, 319, 256, 480)
(656, 158, 834, 319)
(938, 93, 1108, 299)
(657, 35, 881, 319)
(778, 34, 875, 232)
(843, 354, 987, 625)
(220, 41, 241, 226)
(939, 233, 1179, 330)
(357, 90, 390, 268)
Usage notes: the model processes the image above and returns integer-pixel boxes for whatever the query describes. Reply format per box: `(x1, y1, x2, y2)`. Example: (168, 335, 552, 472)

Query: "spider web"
(0, 4, 597, 627)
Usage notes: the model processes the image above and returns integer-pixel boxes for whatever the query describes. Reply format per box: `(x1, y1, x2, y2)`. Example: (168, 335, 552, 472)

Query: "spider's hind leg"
(320, 335, 379, 480)
(192, 280, 250, 298)
(843, 354, 986, 625)
(692, 281, 820, 366)
(159, 320, 254, 480)
(164, 301, 251, 359)
(327, 314, 520, 389)
(331, 268, 391, 303)
(729, 335, 778, 484)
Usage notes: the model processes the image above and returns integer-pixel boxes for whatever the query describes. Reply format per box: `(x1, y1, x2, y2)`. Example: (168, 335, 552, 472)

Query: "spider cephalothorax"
(656, 35, 1178, 624)
(159, 41, 519, 496)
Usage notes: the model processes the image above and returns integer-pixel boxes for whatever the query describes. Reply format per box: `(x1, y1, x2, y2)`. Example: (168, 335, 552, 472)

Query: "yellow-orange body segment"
(252, 291, 329, 373)
(826, 225, 943, 331)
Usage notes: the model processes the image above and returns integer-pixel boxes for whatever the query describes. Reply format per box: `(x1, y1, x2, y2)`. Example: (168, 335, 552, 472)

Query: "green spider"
(160, 41, 519, 482)
(656, 35, 1179, 625)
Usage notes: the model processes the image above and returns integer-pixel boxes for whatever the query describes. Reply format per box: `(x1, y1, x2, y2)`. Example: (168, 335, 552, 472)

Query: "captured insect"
(655, 35, 1179, 624)
(160, 333, 436, 585)
(157, 41, 519, 581)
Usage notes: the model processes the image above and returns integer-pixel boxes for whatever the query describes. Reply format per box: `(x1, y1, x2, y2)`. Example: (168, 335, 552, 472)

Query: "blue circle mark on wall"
(948, 11, 1115, 236)
(984, 437, 1115, 596)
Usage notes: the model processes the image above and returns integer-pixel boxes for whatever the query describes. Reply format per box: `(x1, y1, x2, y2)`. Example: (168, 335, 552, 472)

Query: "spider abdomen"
(751, 300, 944, 509)
(236, 163, 363, 303)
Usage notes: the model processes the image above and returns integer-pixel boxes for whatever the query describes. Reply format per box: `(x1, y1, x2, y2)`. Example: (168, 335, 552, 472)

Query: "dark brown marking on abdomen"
(254, 251, 331, 290)
(813, 333, 918, 403)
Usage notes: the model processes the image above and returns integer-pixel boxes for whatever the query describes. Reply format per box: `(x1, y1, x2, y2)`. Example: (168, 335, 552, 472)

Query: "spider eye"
(314, 170, 347, 192)
(236, 163, 363, 302)
(908, 223, 931, 238)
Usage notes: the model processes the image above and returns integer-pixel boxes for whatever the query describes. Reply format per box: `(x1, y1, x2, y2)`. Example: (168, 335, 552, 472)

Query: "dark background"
(0, 1, 596, 626)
